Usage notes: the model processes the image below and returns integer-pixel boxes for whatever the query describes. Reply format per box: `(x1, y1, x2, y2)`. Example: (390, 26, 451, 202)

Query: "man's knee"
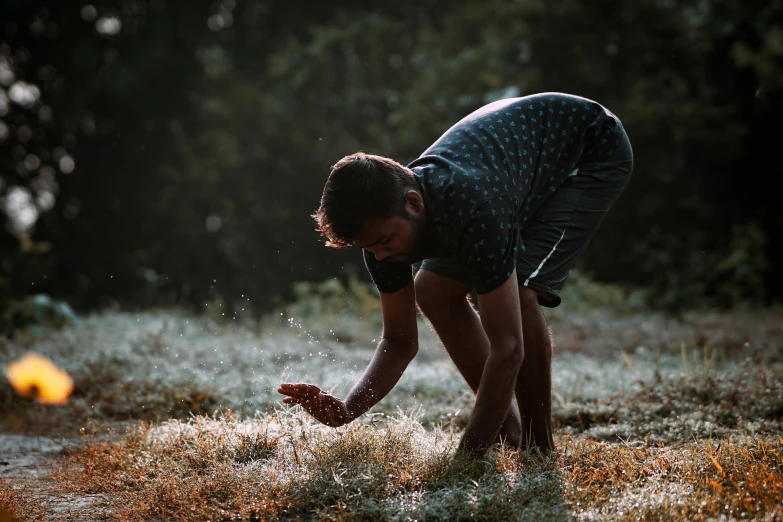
(414, 270, 469, 319)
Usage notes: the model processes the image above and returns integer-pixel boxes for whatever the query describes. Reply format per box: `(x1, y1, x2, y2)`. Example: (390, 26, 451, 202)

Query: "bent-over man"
(279, 92, 633, 455)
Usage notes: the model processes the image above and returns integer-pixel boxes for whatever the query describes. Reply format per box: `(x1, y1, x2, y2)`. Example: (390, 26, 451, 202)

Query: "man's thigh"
(413, 267, 473, 313)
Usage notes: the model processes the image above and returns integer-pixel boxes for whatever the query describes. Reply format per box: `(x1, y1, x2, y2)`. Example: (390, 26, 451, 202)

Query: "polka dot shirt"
(364, 92, 622, 294)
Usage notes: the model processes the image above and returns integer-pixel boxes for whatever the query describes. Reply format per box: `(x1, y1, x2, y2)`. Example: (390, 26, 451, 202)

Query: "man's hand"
(458, 271, 525, 456)
(278, 383, 352, 427)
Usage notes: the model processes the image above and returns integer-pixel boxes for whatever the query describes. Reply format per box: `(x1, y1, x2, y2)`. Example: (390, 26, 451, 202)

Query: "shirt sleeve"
(363, 248, 412, 293)
(458, 197, 519, 294)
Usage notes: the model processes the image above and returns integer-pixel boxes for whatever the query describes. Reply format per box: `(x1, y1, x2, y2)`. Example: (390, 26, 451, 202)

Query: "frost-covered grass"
(2, 303, 783, 520)
(0, 309, 460, 432)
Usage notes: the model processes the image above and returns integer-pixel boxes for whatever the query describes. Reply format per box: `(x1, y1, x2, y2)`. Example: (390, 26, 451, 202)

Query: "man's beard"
(400, 210, 428, 264)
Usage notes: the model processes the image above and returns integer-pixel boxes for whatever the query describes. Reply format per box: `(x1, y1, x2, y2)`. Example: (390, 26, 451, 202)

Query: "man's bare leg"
(415, 270, 522, 447)
(515, 287, 555, 452)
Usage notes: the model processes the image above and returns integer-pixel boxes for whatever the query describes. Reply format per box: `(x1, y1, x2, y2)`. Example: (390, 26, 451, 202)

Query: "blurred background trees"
(1, 0, 781, 314)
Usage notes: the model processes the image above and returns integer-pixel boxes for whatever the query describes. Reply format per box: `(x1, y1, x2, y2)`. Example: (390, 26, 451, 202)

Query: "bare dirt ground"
(0, 433, 114, 521)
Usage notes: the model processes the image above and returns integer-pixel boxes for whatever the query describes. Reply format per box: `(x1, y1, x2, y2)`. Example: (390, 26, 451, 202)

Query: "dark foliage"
(1, 0, 781, 313)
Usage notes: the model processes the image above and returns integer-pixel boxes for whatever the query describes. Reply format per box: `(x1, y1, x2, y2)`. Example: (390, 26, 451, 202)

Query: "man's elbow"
(382, 337, 418, 362)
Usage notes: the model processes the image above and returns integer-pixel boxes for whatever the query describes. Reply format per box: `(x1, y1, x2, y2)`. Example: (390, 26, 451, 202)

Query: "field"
(1, 283, 782, 521)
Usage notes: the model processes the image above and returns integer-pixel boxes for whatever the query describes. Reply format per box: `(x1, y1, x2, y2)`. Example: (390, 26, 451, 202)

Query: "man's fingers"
(279, 383, 321, 397)
(279, 389, 319, 401)
(278, 388, 312, 399)
(278, 387, 298, 397)
(283, 396, 313, 407)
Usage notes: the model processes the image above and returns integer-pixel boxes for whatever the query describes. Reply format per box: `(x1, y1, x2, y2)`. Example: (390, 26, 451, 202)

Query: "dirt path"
(0, 433, 113, 521)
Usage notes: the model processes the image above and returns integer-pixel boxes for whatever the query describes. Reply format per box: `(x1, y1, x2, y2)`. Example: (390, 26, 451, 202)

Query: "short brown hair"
(313, 152, 416, 248)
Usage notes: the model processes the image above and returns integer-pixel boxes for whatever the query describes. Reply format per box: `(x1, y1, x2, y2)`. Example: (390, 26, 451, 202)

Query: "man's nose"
(373, 249, 390, 261)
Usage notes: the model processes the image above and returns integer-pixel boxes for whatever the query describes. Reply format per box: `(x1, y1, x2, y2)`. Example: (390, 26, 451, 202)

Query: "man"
(278, 92, 633, 456)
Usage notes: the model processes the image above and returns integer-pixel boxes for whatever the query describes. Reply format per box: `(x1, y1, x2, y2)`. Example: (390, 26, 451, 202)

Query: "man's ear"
(404, 189, 424, 213)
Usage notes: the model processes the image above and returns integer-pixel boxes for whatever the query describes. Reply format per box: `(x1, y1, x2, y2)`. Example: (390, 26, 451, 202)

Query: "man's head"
(313, 152, 428, 264)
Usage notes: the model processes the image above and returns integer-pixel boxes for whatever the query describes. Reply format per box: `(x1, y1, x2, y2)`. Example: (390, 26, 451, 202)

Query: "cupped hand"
(278, 383, 352, 427)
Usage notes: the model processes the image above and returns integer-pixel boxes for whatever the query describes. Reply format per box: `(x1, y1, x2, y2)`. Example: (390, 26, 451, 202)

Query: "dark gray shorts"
(420, 124, 634, 307)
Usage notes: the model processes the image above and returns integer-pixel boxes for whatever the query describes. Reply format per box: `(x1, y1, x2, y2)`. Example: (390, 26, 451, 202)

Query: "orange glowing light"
(6, 353, 73, 405)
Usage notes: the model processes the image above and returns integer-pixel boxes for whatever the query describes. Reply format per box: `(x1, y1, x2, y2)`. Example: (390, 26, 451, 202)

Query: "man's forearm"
(460, 344, 523, 453)
(344, 338, 417, 419)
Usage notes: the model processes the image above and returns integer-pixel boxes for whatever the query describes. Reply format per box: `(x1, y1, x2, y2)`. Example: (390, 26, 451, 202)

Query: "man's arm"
(279, 279, 418, 424)
(344, 278, 418, 418)
(459, 270, 524, 454)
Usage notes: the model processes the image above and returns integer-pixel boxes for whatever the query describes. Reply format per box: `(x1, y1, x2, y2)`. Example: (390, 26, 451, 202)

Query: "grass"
(52, 409, 782, 521)
(53, 412, 568, 521)
(2, 295, 783, 520)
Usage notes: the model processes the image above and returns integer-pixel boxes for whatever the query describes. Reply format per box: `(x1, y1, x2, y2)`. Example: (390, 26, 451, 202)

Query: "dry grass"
(53, 411, 564, 521)
(52, 342, 783, 521)
(560, 435, 783, 520)
(2, 305, 783, 520)
(52, 407, 783, 521)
